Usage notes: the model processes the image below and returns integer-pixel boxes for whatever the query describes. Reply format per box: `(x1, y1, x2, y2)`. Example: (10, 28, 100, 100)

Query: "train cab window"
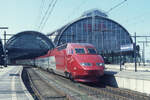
(75, 48, 85, 54)
(87, 48, 97, 54)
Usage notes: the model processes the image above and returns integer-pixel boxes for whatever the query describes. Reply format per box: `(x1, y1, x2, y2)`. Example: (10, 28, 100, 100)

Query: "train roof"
(56, 43, 95, 47)
(55, 43, 95, 49)
(68, 43, 95, 48)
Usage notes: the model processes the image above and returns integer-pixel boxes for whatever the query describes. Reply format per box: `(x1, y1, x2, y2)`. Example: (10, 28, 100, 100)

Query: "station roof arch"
(6, 31, 54, 60)
(47, 9, 133, 57)
(55, 16, 132, 46)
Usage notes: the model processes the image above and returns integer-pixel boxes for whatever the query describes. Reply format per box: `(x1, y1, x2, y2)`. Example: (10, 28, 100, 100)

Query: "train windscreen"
(75, 48, 85, 54)
(87, 48, 97, 54)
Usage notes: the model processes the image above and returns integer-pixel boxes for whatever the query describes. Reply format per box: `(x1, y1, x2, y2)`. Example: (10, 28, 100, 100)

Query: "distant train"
(16, 43, 105, 82)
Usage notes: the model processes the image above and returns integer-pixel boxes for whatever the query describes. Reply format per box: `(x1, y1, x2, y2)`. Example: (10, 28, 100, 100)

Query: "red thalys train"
(17, 43, 105, 82)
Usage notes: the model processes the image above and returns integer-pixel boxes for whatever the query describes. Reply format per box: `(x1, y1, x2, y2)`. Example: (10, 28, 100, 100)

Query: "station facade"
(48, 9, 134, 64)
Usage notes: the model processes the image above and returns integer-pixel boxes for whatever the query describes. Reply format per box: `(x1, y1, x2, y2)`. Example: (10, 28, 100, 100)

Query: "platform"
(105, 63, 150, 71)
(0, 66, 33, 100)
(104, 64, 150, 95)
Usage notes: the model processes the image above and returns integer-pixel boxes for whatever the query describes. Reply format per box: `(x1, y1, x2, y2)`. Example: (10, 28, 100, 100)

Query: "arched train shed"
(5, 31, 54, 61)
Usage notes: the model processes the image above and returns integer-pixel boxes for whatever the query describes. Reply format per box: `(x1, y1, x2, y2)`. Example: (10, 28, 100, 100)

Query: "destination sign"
(120, 44, 133, 51)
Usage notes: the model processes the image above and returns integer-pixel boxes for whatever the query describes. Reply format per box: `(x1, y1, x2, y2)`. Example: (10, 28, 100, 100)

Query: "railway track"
(26, 67, 150, 100)
(26, 68, 69, 100)
(31, 68, 98, 100)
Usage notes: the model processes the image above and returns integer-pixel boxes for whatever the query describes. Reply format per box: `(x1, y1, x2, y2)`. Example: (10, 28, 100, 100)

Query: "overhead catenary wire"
(40, 0, 58, 31)
(35, 0, 46, 30)
(106, 0, 127, 13)
(40, 0, 46, 22)
(41, 0, 46, 15)
(38, 0, 55, 31)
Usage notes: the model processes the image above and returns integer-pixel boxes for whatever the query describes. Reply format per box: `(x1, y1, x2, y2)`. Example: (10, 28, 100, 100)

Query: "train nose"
(85, 70, 104, 76)
(74, 70, 104, 82)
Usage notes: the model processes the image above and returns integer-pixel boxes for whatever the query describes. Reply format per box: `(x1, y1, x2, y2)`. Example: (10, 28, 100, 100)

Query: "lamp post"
(120, 50, 122, 71)
(4, 31, 7, 67)
(0, 27, 8, 67)
(134, 33, 137, 72)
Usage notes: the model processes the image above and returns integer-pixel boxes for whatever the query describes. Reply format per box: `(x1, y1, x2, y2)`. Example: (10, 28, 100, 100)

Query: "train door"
(56, 44, 67, 72)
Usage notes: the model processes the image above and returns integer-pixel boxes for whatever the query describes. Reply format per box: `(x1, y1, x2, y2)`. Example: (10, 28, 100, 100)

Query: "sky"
(0, 0, 150, 60)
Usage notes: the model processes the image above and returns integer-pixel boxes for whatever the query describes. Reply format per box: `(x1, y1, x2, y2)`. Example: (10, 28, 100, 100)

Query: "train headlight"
(96, 63, 105, 66)
(80, 63, 92, 67)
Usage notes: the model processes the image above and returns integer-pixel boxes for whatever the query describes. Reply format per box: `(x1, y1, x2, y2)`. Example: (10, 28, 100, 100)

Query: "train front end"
(68, 43, 105, 82)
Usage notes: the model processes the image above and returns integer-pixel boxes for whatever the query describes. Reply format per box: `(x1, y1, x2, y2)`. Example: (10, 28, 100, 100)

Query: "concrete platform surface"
(105, 69, 150, 80)
(104, 67, 150, 95)
(0, 66, 33, 100)
(105, 63, 150, 71)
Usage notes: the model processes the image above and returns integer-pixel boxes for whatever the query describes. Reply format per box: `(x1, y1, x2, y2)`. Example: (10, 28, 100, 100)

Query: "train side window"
(58, 44, 67, 51)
